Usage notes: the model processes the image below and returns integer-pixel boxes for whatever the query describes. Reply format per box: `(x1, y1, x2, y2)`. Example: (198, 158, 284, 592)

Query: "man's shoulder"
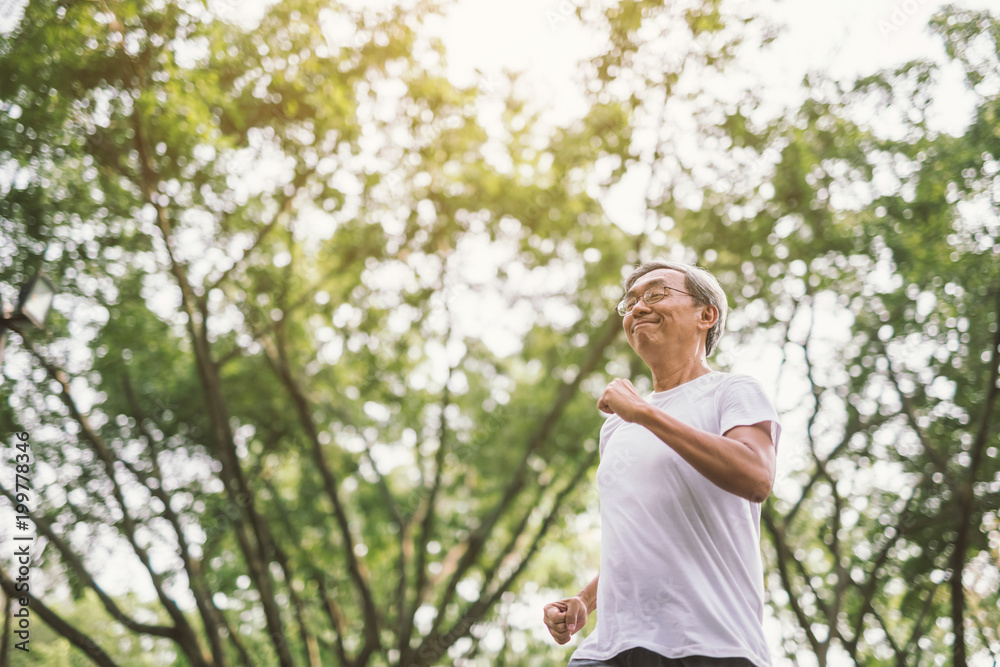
(708, 371, 767, 391)
(674, 370, 743, 395)
(665, 372, 768, 407)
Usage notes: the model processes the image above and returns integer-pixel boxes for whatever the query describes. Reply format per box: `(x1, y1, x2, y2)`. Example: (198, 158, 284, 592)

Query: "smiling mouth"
(633, 321, 656, 332)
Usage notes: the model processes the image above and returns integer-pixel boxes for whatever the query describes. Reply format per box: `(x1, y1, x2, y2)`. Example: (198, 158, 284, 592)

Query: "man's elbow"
(747, 473, 773, 504)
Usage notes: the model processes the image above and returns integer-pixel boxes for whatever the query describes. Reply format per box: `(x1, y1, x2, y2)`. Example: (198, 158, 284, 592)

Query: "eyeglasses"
(616, 283, 694, 316)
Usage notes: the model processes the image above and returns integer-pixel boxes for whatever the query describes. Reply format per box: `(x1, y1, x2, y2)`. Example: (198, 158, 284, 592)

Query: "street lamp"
(0, 272, 57, 365)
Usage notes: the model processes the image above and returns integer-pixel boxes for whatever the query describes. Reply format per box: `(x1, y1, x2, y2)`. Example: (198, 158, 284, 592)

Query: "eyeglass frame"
(616, 281, 696, 316)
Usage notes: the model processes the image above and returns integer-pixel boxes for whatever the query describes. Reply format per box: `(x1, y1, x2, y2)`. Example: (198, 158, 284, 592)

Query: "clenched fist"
(597, 378, 648, 422)
(542, 596, 589, 644)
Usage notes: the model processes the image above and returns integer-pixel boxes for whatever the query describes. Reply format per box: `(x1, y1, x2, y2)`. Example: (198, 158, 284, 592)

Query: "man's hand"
(542, 596, 589, 645)
(598, 378, 648, 422)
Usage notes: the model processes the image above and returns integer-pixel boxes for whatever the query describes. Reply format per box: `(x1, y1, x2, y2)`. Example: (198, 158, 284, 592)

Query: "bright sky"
(435, 0, 986, 124)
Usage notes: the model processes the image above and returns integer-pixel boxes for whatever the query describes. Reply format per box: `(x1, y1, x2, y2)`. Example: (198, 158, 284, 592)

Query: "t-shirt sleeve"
(718, 374, 782, 450)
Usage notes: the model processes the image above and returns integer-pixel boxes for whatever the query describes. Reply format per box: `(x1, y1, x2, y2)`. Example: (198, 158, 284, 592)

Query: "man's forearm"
(576, 573, 599, 614)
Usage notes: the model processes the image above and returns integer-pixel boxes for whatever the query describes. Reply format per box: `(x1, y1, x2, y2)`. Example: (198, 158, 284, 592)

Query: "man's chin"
(628, 330, 658, 352)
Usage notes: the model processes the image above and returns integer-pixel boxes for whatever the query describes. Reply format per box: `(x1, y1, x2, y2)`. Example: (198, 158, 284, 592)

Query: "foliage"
(614, 5, 1000, 665)
(0, 0, 649, 665)
(1, 0, 998, 666)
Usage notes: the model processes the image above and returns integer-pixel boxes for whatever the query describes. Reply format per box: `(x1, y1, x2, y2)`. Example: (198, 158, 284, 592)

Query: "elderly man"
(543, 261, 781, 667)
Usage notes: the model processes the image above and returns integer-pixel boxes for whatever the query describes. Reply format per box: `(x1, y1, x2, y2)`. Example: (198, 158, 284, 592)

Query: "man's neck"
(646, 353, 713, 392)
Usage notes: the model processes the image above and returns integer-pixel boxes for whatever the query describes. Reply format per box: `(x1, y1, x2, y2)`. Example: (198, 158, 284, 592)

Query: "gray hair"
(623, 261, 729, 356)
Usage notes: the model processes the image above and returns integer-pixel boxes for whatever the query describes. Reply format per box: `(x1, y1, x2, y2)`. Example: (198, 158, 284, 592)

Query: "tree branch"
(27, 350, 210, 665)
(255, 474, 327, 667)
(762, 505, 823, 657)
(402, 342, 461, 663)
(260, 327, 381, 664)
(426, 315, 621, 642)
(0, 483, 175, 640)
(880, 345, 952, 476)
(132, 103, 296, 665)
(902, 582, 941, 663)
(949, 283, 1000, 667)
(0, 568, 121, 667)
(416, 452, 593, 666)
(121, 372, 231, 667)
(315, 573, 351, 667)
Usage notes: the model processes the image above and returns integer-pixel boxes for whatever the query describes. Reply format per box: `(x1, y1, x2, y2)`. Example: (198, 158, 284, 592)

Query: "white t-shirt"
(571, 371, 781, 667)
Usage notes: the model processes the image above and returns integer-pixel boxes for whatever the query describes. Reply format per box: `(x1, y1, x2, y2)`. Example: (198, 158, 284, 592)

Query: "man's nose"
(631, 296, 653, 314)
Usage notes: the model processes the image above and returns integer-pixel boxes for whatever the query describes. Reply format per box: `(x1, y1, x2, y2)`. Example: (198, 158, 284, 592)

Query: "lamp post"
(0, 272, 57, 365)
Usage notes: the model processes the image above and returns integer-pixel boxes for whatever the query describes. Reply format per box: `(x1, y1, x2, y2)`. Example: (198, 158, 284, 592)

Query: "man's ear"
(698, 304, 719, 330)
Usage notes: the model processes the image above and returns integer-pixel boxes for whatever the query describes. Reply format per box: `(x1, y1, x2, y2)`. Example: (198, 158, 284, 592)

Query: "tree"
(493, 1, 998, 664)
(612, 5, 1000, 665)
(0, 0, 731, 664)
(5, 0, 996, 665)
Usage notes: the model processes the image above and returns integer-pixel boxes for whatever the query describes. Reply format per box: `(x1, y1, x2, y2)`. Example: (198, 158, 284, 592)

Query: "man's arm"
(542, 573, 599, 644)
(599, 378, 775, 502)
(575, 572, 599, 616)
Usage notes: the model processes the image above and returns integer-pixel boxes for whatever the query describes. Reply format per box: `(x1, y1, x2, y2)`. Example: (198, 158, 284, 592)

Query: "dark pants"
(569, 647, 757, 667)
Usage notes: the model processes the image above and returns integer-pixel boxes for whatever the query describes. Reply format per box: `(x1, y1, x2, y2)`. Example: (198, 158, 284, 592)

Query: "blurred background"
(1, 0, 998, 664)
